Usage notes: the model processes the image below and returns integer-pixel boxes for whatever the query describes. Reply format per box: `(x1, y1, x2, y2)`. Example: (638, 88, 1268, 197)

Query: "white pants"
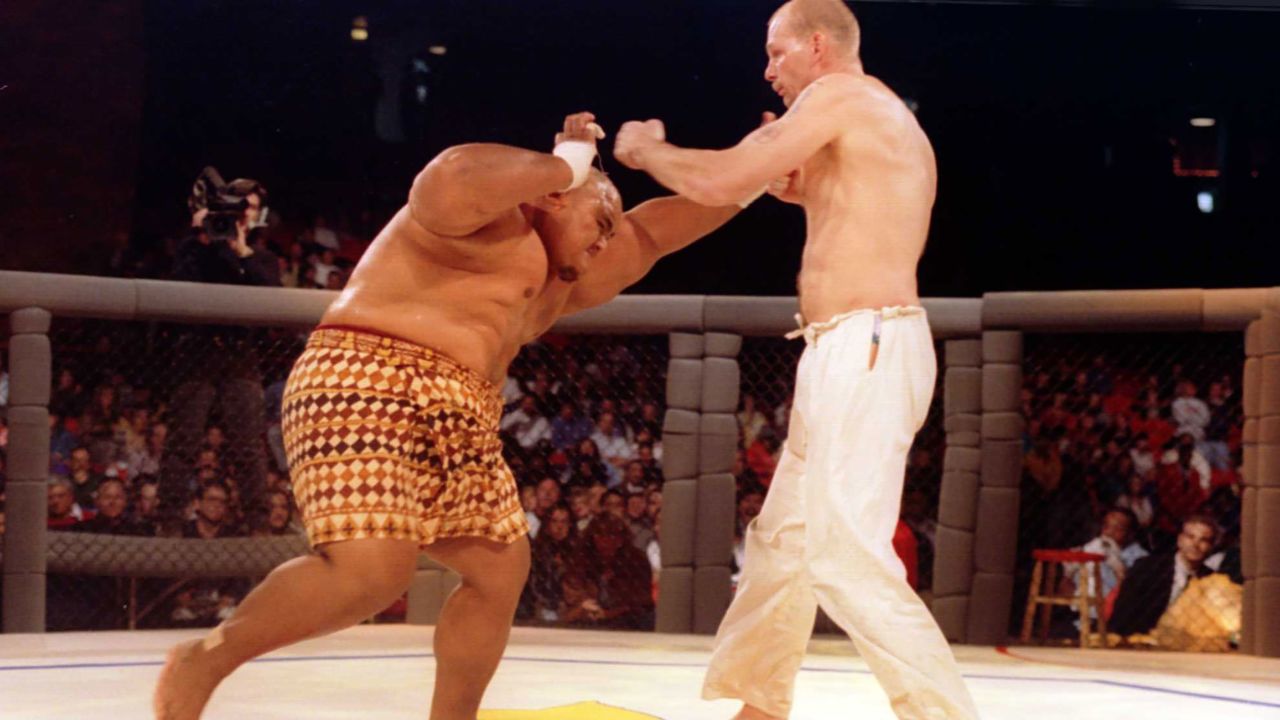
(702, 308, 979, 720)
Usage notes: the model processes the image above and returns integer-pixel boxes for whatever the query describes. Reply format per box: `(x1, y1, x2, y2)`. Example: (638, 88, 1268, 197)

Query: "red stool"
(1020, 549, 1108, 647)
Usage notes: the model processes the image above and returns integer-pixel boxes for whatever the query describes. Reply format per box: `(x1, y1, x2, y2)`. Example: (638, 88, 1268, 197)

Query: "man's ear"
(532, 192, 569, 212)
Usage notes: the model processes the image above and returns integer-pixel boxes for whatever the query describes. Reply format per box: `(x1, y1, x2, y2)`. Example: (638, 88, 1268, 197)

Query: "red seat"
(1032, 549, 1106, 564)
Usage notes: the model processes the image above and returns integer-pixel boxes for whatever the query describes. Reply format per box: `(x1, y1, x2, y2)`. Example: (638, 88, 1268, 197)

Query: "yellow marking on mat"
(478, 700, 662, 720)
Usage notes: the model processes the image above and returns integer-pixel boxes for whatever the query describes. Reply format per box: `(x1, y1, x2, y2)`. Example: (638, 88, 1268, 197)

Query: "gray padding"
(1261, 356, 1280, 416)
(554, 295, 703, 334)
(695, 474, 736, 567)
(1244, 445, 1257, 487)
(666, 359, 703, 411)
(932, 526, 975, 596)
(44, 533, 311, 578)
(662, 433, 699, 482)
(1247, 320, 1263, 358)
(981, 441, 1024, 489)
(982, 364, 1022, 411)
(973, 487, 1020, 573)
(660, 480, 697, 567)
(1262, 311, 1280, 355)
(930, 595, 970, 643)
(982, 412, 1025, 441)
(1244, 358, 1261, 419)
(1242, 580, 1256, 655)
(2, 483, 47, 573)
(944, 414, 982, 434)
(1258, 577, 1280, 657)
(944, 339, 982, 368)
(406, 568, 461, 625)
(2, 573, 46, 634)
(5, 407, 50, 480)
(656, 567, 693, 633)
(982, 331, 1024, 363)
(701, 357, 741, 414)
(704, 332, 743, 358)
(0, 272, 136, 318)
(669, 332, 705, 359)
(135, 279, 333, 327)
(943, 447, 982, 473)
(699, 414, 739, 475)
(947, 431, 981, 448)
(966, 572, 1015, 645)
(1261, 417, 1280, 444)
(703, 296, 799, 337)
(9, 307, 52, 333)
(944, 368, 982, 416)
(1242, 488, 1257, 579)
(923, 298, 983, 338)
(938, 471, 981, 531)
(1257, 489, 1280, 578)
(1259, 445, 1280, 488)
(1245, 419, 1259, 444)
(693, 565, 733, 634)
(1202, 288, 1272, 330)
(982, 289, 1202, 331)
(8, 334, 51, 406)
(663, 409, 701, 435)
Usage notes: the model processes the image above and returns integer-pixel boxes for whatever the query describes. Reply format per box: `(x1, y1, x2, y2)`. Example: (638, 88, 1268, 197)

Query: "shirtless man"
(615, 2, 979, 718)
(153, 112, 742, 720)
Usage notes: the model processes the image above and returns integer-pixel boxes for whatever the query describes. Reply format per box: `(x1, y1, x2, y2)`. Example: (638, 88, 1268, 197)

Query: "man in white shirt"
(500, 395, 552, 450)
(590, 411, 635, 485)
(1170, 380, 1210, 441)
(1109, 514, 1218, 635)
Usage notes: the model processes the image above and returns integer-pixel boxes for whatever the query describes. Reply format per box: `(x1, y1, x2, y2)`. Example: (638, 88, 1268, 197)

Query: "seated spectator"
(563, 439, 612, 488)
(737, 393, 769, 449)
(561, 513, 654, 630)
(1128, 433, 1156, 477)
(1154, 437, 1209, 538)
(48, 476, 89, 530)
(590, 412, 636, 485)
(131, 475, 161, 529)
(599, 489, 626, 521)
(48, 411, 79, 469)
(1201, 382, 1234, 471)
(745, 428, 781, 484)
(1064, 508, 1149, 604)
(731, 484, 766, 585)
(567, 486, 594, 532)
(550, 401, 594, 451)
(625, 491, 654, 551)
(1170, 380, 1210, 442)
(1024, 436, 1063, 494)
(523, 503, 578, 623)
(620, 460, 649, 495)
(631, 401, 663, 440)
(254, 489, 303, 536)
(1115, 473, 1155, 533)
(1132, 405, 1174, 457)
(78, 478, 151, 536)
(65, 445, 102, 511)
(501, 396, 552, 451)
(182, 480, 240, 539)
(519, 484, 540, 537)
(1110, 514, 1220, 637)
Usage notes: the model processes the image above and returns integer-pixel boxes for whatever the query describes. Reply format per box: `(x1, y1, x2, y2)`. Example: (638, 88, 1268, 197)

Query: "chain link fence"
(736, 337, 946, 599)
(10, 318, 669, 632)
(1015, 332, 1245, 651)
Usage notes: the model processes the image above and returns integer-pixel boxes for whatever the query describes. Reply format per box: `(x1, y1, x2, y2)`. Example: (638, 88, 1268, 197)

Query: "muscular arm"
(408, 143, 573, 237)
(629, 77, 855, 207)
(562, 195, 740, 314)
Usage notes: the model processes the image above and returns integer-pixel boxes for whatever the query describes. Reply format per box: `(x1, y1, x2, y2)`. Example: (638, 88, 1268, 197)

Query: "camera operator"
(159, 172, 279, 534)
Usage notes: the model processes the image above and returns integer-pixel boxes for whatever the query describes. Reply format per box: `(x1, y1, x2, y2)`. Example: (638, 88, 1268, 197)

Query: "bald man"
(153, 112, 743, 720)
(616, 2, 979, 718)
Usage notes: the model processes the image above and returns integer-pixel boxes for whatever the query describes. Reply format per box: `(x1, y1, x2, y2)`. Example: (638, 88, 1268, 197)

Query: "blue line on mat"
(2, 651, 1277, 709)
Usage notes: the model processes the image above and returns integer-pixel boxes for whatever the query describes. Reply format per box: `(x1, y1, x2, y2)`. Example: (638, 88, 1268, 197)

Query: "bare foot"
(732, 704, 784, 720)
(153, 639, 224, 720)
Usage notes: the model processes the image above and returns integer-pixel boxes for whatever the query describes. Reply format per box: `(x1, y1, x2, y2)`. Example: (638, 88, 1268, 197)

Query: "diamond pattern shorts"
(281, 326, 530, 548)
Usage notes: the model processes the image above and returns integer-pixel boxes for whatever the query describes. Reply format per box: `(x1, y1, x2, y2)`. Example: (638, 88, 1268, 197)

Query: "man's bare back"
(324, 112, 739, 385)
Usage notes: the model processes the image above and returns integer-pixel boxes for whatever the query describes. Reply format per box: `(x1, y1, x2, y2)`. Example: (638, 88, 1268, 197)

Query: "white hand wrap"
(552, 140, 598, 191)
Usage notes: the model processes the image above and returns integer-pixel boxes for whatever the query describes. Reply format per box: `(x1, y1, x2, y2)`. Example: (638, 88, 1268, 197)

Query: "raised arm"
(408, 113, 603, 237)
(562, 195, 740, 314)
(614, 75, 857, 207)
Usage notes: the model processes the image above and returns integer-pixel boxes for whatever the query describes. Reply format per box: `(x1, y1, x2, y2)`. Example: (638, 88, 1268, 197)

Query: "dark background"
(2, 0, 1277, 296)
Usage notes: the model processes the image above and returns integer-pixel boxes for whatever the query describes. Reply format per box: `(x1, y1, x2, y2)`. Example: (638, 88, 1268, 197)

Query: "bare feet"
(153, 639, 224, 720)
(732, 704, 785, 720)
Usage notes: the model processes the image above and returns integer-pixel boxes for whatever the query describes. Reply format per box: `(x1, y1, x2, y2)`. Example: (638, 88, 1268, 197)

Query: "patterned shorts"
(281, 326, 529, 548)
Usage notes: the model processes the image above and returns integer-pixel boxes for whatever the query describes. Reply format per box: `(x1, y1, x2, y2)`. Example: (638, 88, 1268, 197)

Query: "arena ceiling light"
(351, 16, 369, 42)
(1190, 117, 1217, 128)
(428, 45, 448, 56)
